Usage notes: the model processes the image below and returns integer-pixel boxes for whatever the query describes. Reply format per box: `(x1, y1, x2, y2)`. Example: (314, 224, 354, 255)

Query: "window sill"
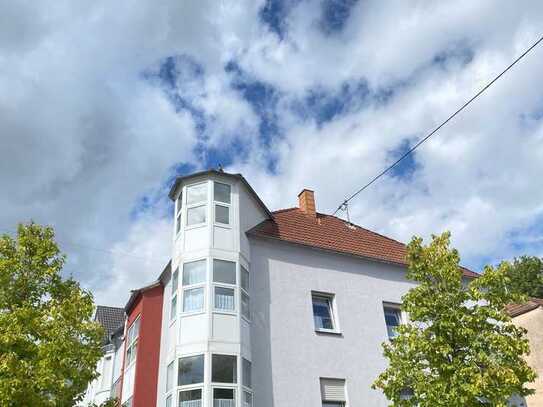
(185, 223, 207, 231)
(180, 310, 206, 318)
(213, 309, 237, 316)
(213, 222, 231, 229)
(315, 329, 343, 337)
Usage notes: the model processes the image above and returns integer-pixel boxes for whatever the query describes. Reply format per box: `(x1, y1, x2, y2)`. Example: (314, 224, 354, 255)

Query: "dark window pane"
(215, 205, 229, 224)
(213, 259, 236, 284)
(212, 354, 237, 383)
(214, 182, 231, 204)
(241, 292, 250, 320)
(176, 193, 182, 214)
(172, 268, 178, 294)
(241, 267, 249, 292)
(214, 388, 234, 400)
(179, 389, 202, 402)
(242, 358, 252, 388)
(178, 355, 204, 385)
(313, 296, 334, 330)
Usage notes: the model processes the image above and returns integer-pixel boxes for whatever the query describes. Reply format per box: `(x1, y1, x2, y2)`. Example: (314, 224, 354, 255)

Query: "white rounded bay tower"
(158, 170, 270, 407)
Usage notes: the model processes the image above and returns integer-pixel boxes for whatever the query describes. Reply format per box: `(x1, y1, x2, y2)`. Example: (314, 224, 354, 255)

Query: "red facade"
(121, 284, 164, 407)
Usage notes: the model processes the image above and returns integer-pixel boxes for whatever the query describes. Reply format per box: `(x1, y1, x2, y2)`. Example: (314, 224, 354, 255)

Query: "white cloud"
(2, 0, 543, 305)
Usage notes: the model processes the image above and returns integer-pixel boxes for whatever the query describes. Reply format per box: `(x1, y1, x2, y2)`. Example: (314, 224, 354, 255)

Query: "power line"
(333, 33, 543, 216)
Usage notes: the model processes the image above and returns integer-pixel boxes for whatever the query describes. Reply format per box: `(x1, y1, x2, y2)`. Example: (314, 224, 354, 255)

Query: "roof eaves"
(247, 228, 478, 279)
(124, 280, 162, 313)
(168, 170, 273, 218)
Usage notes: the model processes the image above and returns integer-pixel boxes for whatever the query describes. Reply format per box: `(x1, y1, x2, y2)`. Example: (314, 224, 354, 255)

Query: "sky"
(1, 0, 543, 306)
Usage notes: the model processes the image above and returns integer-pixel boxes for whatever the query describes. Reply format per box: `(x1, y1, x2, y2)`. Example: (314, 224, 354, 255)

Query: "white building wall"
(250, 237, 418, 407)
(156, 173, 268, 407)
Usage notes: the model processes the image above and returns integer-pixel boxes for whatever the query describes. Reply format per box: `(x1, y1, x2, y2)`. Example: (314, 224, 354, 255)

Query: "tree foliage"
(501, 256, 543, 299)
(0, 223, 104, 406)
(373, 232, 536, 407)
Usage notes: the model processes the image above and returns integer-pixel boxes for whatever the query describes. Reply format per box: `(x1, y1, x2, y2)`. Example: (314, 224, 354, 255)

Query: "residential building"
(83, 169, 479, 407)
(80, 306, 125, 406)
(507, 298, 543, 407)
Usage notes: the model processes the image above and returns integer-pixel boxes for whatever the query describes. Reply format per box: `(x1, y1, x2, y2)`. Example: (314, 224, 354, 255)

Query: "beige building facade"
(508, 299, 543, 407)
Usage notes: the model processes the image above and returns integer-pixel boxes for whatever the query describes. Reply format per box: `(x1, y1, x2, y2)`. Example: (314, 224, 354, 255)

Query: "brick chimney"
(298, 189, 316, 218)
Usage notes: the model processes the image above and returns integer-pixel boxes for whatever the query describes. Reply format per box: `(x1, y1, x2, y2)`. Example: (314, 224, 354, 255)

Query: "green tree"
(373, 232, 536, 406)
(502, 256, 543, 298)
(0, 223, 104, 406)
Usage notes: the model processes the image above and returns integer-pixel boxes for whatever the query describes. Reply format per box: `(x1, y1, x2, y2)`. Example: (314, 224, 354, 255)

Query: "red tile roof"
(506, 298, 543, 317)
(248, 208, 479, 278)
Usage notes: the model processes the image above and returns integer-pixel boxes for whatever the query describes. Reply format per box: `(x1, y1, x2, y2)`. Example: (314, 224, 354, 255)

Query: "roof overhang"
(168, 169, 273, 218)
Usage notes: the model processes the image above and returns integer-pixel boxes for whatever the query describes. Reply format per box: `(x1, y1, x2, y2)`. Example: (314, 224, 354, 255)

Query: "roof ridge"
(96, 305, 124, 310)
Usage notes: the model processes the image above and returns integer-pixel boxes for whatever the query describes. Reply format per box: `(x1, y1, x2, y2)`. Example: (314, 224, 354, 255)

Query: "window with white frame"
(186, 183, 207, 226)
(320, 378, 347, 407)
(241, 266, 250, 320)
(242, 358, 251, 389)
(212, 354, 237, 384)
(178, 354, 204, 386)
(214, 181, 231, 225)
(125, 317, 140, 366)
(100, 356, 112, 391)
(213, 388, 235, 407)
(179, 389, 202, 407)
(213, 260, 236, 312)
(182, 260, 206, 313)
(312, 292, 337, 332)
(383, 303, 402, 340)
(171, 268, 179, 321)
(176, 191, 183, 235)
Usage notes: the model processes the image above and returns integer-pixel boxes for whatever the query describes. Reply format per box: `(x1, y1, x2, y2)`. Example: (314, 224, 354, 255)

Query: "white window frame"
(212, 259, 237, 314)
(212, 387, 236, 407)
(170, 268, 179, 323)
(211, 353, 238, 385)
(382, 302, 406, 340)
(185, 182, 208, 229)
(175, 191, 183, 237)
(178, 387, 204, 406)
(240, 265, 250, 322)
(242, 357, 252, 390)
(178, 353, 205, 387)
(181, 259, 207, 316)
(312, 291, 340, 334)
(125, 316, 140, 368)
(213, 181, 231, 227)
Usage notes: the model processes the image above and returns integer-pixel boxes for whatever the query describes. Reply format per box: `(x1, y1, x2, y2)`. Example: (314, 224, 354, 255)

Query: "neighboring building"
(507, 298, 543, 407)
(80, 306, 125, 406)
(82, 169, 479, 407)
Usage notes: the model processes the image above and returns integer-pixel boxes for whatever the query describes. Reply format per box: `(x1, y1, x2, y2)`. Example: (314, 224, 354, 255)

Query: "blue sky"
(1, 0, 543, 305)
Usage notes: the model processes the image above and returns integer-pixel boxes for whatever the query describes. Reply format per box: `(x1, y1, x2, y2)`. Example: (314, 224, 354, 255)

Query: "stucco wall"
(513, 307, 543, 407)
(250, 237, 418, 406)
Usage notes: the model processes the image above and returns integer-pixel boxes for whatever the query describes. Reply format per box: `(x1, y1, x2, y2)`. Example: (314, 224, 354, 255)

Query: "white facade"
(250, 237, 417, 406)
(157, 172, 267, 407)
(80, 342, 124, 406)
(155, 170, 424, 406)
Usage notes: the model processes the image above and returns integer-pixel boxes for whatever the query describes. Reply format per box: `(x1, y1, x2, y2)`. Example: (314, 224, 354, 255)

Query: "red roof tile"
(248, 208, 479, 278)
(506, 298, 543, 317)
